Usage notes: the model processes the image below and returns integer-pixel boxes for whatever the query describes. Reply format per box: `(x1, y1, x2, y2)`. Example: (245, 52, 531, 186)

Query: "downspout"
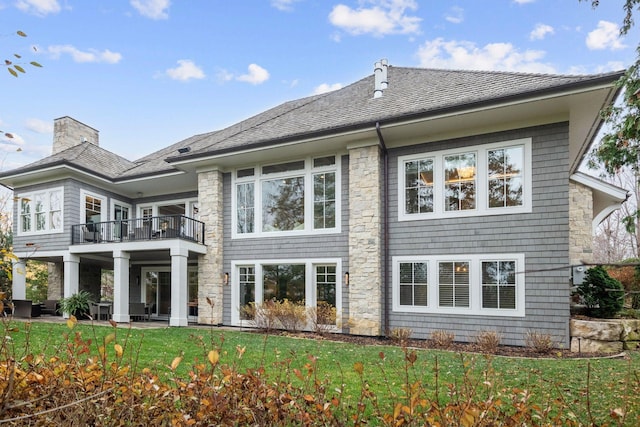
(375, 121, 390, 337)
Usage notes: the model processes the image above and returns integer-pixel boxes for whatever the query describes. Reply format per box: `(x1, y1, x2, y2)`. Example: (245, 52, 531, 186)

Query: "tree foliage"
(1, 30, 42, 141)
(584, 0, 640, 234)
(576, 266, 625, 317)
(3, 30, 42, 78)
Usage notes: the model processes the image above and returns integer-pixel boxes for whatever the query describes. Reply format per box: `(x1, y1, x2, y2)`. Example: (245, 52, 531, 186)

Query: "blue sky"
(0, 0, 637, 170)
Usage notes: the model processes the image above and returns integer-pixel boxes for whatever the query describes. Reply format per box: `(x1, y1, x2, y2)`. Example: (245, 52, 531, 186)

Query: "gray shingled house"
(0, 61, 629, 347)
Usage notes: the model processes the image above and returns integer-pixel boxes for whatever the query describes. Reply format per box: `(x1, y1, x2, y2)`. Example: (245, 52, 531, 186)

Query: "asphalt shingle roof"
(1, 65, 623, 181)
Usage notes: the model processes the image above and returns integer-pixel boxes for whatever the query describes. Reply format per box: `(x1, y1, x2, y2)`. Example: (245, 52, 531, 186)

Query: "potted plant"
(59, 290, 94, 319)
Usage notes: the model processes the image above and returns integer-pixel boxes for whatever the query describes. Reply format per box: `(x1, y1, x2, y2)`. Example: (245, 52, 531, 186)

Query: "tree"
(576, 266, 624, 318)
(584, 1, 640, 241)
(592, 168, 639, 261)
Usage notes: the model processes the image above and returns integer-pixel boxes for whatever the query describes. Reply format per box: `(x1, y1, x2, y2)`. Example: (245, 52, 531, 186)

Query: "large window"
(399, 139, 531, 220)
(263, 264, 305, 302)
(233, 156, 340, 237)
(481, 260, 516, 309)
(487, 147, 523, 208)
(239, 266, 256, 320)
(438, 261, 470, 308)
(393, 254, 525, 316)
(399, 262, 428, 306)
(404, 159, 434, 214)
(231, 259, 343, 326)
(18, 187, 63, 235)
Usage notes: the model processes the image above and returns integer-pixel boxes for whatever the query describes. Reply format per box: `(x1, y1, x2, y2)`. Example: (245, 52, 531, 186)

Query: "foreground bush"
(0, 318, 638, 426)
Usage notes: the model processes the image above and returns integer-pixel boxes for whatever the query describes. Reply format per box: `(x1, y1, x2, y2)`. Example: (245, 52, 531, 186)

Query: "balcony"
(71, 215, 205, 245)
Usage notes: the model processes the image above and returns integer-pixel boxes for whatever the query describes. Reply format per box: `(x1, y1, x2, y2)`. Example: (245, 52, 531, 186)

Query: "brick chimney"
(52, 116, 99, 155)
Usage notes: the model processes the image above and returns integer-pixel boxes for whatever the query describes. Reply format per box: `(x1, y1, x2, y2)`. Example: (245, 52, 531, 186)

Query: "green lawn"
(3, 319, 639, 425)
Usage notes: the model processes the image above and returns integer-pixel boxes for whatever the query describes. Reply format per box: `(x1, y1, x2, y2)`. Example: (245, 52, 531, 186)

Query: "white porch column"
(112, 250, 130, 323)
(11, 259, 27, 300)
(63, 253, 80, 318)
(170, 246, 189, 326)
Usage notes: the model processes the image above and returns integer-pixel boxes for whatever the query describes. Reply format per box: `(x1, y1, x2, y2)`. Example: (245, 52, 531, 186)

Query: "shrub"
(576, 266, 625, 318)
(389, 327, 413, 346)
(475, 330, 502, 353)
(308, 301, 337, 334)
(525, 330, 556, 354)
(271, 299, 307, 332)
(58, 290, 94, 318)
(606, 261, 640, 309)
(243, 299, 307, 332)
(430, 330, 455, 348)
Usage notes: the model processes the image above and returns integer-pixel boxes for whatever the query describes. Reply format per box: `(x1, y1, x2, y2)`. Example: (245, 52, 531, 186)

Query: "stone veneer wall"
(348, 145, 382, 336)
(568, 181, 594, 266)
(197, 169, 224, 324)
(47, 262, 63, 299)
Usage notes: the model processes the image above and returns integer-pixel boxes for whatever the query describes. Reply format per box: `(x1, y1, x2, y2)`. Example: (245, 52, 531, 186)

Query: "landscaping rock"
(570, 319, 623, 341)
(570, 337, 623, 354)
(619, 319, 640, 341)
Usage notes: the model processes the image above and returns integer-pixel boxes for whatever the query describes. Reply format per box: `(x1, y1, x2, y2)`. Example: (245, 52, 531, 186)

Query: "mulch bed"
(268, 330, 630, 359)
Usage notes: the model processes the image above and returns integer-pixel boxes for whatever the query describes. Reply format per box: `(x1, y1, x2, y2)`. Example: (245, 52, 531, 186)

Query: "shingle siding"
(386, 122, 571, 347)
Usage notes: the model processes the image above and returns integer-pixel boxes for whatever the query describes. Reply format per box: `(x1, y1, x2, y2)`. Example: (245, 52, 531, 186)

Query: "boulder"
(570, 319, 623, 341)
(619, 319, 640, 341)
(570, 337, 623, 354)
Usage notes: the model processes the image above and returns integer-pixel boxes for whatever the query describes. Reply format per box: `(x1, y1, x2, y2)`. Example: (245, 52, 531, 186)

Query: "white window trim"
(136, 197, 198, 219)
(392, 254, 525, 317)
(110, 199, 132, 221)
(17, 186, 64, 235)
(230, 258, 343, 326)
(231, 156, 341, 239)
(80, 190, 106, 224)
(398, 138, 532, 221)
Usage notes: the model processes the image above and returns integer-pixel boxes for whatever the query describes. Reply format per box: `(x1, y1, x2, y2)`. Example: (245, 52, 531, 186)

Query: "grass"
(4, 319, 640, 425)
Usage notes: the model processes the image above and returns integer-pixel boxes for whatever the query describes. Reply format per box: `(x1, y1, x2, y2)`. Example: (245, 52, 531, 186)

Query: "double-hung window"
(233, 156, 340, 237)
(399, 138, 531, 220)
(393, 254, 525, 316)
(18, 187, 64, 235)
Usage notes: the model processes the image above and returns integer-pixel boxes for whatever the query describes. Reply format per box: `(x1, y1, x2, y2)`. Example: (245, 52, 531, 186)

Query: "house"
(0, 60, 629, 347)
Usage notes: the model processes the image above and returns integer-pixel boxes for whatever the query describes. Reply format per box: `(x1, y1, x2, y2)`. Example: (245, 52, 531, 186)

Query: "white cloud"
(513, 0, 535, 4)
(445, 6, 463, 24)
(216, 69, 234, 83)
(47, 45, 122, 64)
(416, 38, 556, 73)
(271, 0, 300, 11)
(24, 118, 53, 134)
(15, 0, 60, 16)
(586, 20, 625, 50)
(530, 23, 554, 40)
(237, 64, 270, 85)
(313, 83, 343, 95)
(329, 0, 421, 37)
(130, 0, 170, 20)
(166, 59, 205, 81)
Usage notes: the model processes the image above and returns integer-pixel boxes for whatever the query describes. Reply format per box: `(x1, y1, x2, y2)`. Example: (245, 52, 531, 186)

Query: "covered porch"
(65, 237, 207, 326)
(12, 233, 208, 327)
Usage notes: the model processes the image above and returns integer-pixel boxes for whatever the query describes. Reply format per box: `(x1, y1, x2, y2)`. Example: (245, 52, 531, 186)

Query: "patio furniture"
(129, 302, 149, 321)
(41, 299, 60, 316)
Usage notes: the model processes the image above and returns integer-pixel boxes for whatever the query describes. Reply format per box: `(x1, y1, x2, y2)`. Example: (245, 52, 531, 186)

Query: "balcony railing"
(71, 215, 205, 245)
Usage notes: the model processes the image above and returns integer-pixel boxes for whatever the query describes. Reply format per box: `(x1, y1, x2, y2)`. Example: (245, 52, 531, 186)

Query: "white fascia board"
(570, 172, 629, 202)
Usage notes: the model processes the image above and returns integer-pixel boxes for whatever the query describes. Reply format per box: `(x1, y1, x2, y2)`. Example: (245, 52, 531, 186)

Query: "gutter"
(375, 121, 390, 337)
